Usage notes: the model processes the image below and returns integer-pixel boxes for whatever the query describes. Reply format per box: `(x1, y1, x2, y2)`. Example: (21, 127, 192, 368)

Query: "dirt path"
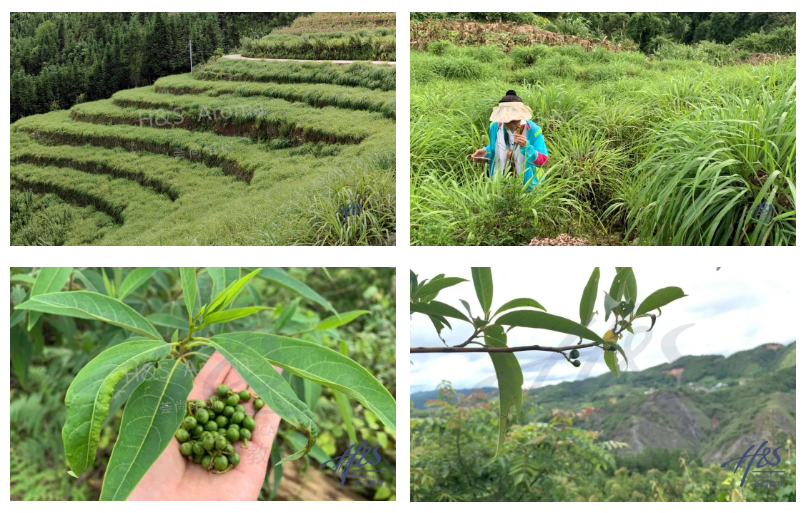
(222, 54, 395, 66)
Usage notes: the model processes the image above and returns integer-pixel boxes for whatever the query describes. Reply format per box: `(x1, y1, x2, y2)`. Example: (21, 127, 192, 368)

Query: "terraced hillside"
(11, 58, 396, 246)
(241, 12, 396, 61)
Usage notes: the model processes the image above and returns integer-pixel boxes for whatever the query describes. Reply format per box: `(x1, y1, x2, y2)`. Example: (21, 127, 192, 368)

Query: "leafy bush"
(732, 25, 796, 54)
(11, 267, 396, 500)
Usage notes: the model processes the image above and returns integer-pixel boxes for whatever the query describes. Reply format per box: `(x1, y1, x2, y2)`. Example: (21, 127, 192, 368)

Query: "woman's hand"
(471, 148, 487, 161)
(514, 134, 527, 148)
(127, 352, 282, 501)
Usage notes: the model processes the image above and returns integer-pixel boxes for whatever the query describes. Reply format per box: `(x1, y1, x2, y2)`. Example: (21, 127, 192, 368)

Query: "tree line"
(10, 12, 305, 123)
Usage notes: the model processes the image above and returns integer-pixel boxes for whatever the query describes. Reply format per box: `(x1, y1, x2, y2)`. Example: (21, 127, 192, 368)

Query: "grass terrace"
(11, 57, 396, 246)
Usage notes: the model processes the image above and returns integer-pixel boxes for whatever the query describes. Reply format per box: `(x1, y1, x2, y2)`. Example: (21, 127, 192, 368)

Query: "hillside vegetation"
(411, 342, 796, 501)
(11, 57, 396, 245)
(410, 36, 795, 245)
(241, 13, 396, 61)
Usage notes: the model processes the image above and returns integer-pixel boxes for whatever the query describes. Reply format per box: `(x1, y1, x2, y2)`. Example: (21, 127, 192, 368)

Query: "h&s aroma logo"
(720, 440, 784, 488)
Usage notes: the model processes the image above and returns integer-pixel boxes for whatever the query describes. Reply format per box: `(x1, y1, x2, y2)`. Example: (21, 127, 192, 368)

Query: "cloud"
(410, 266, 796, 391)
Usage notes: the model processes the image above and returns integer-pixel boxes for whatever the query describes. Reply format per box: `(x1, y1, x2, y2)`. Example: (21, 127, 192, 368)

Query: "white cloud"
(410, 266, 796, 392)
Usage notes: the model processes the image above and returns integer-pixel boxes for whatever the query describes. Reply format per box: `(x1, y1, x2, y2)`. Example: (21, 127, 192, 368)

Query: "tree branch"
(410, 341, 602, 353)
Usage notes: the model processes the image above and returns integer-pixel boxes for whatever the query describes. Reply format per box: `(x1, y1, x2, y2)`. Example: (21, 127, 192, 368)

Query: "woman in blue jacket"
(471, 90, 548, 191)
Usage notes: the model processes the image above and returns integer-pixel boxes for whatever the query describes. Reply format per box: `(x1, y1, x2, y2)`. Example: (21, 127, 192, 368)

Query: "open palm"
(128, 352, 282, 500)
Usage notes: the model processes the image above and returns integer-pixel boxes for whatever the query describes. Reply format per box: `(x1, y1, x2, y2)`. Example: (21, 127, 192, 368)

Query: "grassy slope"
(410, 43, 795, 246)
(11, 59, 395, 245)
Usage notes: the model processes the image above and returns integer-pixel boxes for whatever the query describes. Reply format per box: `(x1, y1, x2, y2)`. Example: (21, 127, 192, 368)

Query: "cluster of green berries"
(569, 349, 581, 367)
(175, 383, 265, 473)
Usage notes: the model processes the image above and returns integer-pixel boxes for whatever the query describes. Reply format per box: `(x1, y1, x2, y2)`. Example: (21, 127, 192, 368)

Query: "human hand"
(471, 148, 488, 161)
(128, 351, 282, 501)
(514, 134, 527, 147)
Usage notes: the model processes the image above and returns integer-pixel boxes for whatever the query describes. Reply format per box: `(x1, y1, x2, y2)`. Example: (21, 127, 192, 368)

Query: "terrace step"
(222, 54, 396, 66)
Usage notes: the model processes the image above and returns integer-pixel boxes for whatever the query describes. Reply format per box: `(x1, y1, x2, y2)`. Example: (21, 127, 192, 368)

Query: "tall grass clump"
(625, 79, 795, 245)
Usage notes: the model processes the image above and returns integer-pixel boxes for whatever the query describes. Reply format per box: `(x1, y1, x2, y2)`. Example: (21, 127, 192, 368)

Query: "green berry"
(202, 436, 215, 451)
(253, 398, 264, 410)
(234, 404, 245, 413)
(214, 454, 228, 471)
(218, 428, 227, 435)
(231, 411, 245, 425)
(195, 399, 207, 409)
(239, 390, 251, 402)
(226, 442, 234, 453)
(223, 405, 235, 418)
(191, 426, 204, 438)
(182, 416, 197, 430)
(202, 431, 214, 441)
(201, 454, 212, 469)
(195, 408, 210, 424)
(572, 359, 581, 367)
(215, 415, 228, 428)
(226, 427, 240, 442)
(192, 452, 203, 463)
(240, 428, 251, 441)
(193, 441, 205, 456)
(180, 442, 193, 456)
(216, 384, 230, 398)
(212, 400, 225, 413)
(570, 349, 580, 359)
(242, 415, 256, 431)
(229, 452, 240, 466)
(175, 428, 190, 442)
(226, 394, 239, 407)
(215, 436, 227, 450)
(204, 420, 218, 432)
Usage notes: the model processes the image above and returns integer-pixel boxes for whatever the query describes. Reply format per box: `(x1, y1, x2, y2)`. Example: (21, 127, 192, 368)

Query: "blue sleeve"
(484, 123, 496, 156)
(534, 129, 548, 157)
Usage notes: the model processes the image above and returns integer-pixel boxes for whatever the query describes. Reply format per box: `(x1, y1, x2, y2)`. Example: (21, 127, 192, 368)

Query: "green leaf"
(410, 270, 419, 298)
(11, 324, 33, 388)
(118, 268, 159, 300)
(180, 268, 197, 321)
(604, 349, 620, 378)
(334, 391, 357, 445)
(471, 267, 493, 316)
(208, 335, 318, 463)
(17, 291, 162, 340)
(635, 287, 687, 317)
(412, 277, 467, 300)
(282, 431, 330, 465)
(306, 310, 369, 332)
(62, 340, 172, 476)
(274, 297, 300, 332)
(484, 325, 522, 458)
(101, 268, 115, 297)
(200, 306, 269, 328)
(214, 332, 396, 435)
(207, 267, 240, 303)
(28, 267, 73, 330)
(207, 268, 262, 315)
(73, 269, 102, 293)
(497, 310, 605, 344)
(579, 267, 600, 327)
(410, 300, 470, 323)
(11, 273, 36, 285)
(603, 292, 620, 322)
(493, 298, 546, 318)
(269, 446, 283, 500)
(146, 314, 188, 330)
(256, 268, 335, 313)
(100, 359, 193, 500)
(616, 267, 638, 303)
(459, 299, 473, 318)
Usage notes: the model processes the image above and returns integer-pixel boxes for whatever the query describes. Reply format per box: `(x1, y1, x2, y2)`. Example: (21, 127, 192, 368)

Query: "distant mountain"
(412, 342, 796, 463)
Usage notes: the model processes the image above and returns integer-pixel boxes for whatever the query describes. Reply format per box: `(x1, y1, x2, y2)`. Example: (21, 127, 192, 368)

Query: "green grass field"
(11, 58, 396, 246)
(241, 12, 396, 61)
(410, 43, 795, 246)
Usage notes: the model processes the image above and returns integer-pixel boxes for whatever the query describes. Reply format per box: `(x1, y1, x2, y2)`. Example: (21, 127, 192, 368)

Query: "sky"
(409, 266, 797, 393)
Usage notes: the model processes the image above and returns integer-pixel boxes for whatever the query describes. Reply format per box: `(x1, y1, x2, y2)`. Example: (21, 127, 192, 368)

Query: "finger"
(190, 351, 231, 399)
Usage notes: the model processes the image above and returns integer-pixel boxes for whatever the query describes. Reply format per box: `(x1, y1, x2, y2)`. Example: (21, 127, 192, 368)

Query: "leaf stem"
(411, 340, 602, 354)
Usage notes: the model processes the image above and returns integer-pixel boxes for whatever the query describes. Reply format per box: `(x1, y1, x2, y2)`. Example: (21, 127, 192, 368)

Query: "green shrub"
(732, 25, 796, 54)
